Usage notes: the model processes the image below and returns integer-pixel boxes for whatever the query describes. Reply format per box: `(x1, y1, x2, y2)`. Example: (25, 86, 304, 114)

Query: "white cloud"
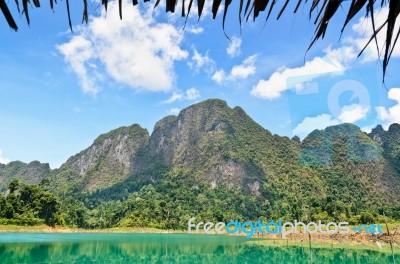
(293, 114, 340, 139)
(58, 0, 188, 95)
(187, 26, 204, 34)
(251, 46, 356, 100)
(212, 70, 226, 83)
(188, 49, 215, 73)
(293, 102, 369, 139)
(0, 148, 10, 164)
(360, 124, 377, 133)
(167, 108, 180, 115)
(163, 91, 184, 104)
(231, 55, 257, 79)
(185, 87, 200, 100)
(57, 36, 98, 94)
(227, 36, 242, 57)
(375, 88, 400, 129)
(212, 54, 257, 83)
(163, 87, 201, 104)
(350, 7, 400, 62)
(338, 104, 369, 123)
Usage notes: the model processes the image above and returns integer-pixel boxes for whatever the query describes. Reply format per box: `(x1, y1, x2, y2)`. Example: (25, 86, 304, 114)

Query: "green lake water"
(0, 233, 398, 263)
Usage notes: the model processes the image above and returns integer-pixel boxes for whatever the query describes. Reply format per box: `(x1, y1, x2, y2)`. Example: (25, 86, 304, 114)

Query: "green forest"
(1, 170, 399, 230)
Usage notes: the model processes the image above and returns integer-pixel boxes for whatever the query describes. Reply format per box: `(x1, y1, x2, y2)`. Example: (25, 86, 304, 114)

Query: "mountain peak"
(60, 124, 150, 191)
(372, 124, 384, 132)
(187, 98, 228, 109)
(388, 123, 400, 133)
(93, 124, 147, 145)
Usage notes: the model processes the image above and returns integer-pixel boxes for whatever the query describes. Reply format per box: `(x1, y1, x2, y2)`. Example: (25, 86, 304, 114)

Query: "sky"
(0, 0, 399, 168)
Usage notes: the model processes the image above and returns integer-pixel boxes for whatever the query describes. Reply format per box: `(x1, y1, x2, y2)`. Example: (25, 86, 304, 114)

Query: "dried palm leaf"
(0, 0, 18, 30)
(0, 0, 399, 78)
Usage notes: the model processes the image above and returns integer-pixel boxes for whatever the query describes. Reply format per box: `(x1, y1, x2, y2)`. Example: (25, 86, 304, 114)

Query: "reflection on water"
(0, 233, 398, 263)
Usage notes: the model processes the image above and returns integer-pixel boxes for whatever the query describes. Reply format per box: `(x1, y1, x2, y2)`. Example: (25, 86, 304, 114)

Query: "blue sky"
(0, 1, 399, 168)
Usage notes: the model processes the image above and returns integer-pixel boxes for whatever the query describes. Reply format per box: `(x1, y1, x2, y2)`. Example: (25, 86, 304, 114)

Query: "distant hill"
(0, 161, 50, 193)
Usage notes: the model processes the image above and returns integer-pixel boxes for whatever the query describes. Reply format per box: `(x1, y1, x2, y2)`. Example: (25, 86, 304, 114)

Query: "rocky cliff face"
(148, 99, 279, 193)
(0, 161, 50, 191)
(57, 124, 150, 191)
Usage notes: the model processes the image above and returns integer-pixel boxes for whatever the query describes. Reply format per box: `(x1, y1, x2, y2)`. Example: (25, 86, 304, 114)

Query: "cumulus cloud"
(212, 55, 257, 83)
(57, 0, 188, 95)
(293, 114, 340, 139)
(167, 108, 180, 115)
(293, 103, 369, 139)
(231, 55, 257, 79)
(227, 36, 242, 57)
(163, 87, 201, 104)
(187, 49, 216, 74)
(211, 70, 225, 83)
(186, 87, 201, 100)
(375, 88, 400, 129)
(338, 104, 369, 123)
(251, 46, 356, 100)
(187, 26, 204, 34)
(163, 91, 183, 104)
(0, 148, 10, 164)
(57, 36, 98, 94)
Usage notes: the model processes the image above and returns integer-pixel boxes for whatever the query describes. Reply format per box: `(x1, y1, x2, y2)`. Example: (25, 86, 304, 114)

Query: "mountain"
(301, 123, 383, 166)
(50, 124, 150, 192)
(147, 99, 298, 193)
(1, 99, 399, 228)
(47, 99, 301, 197)
(370, 123, 400, 174)
(0, 161, 50, 193)
(300, 123, 400, 218)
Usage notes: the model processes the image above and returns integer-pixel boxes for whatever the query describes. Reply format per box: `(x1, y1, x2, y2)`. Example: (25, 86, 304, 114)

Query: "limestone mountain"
(147, 99, 299, 194)
(52, 99, 300, 196)
(50, 124, 150, 192)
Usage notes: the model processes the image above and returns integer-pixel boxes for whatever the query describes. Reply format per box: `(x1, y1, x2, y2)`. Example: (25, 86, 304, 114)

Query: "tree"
(0, 181, 63, 226)
(8, 179, 19, 194)
(0, 0, 399, 77)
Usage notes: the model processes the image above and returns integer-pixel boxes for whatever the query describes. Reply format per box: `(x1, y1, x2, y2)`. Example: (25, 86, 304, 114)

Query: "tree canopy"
(1, 1, 399, 76)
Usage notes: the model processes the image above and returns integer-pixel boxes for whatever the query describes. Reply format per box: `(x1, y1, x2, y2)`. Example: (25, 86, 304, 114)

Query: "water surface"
(0, 233, 398, 263)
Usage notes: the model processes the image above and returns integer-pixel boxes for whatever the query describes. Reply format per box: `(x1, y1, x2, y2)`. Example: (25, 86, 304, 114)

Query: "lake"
(0, 233, 398, 263)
